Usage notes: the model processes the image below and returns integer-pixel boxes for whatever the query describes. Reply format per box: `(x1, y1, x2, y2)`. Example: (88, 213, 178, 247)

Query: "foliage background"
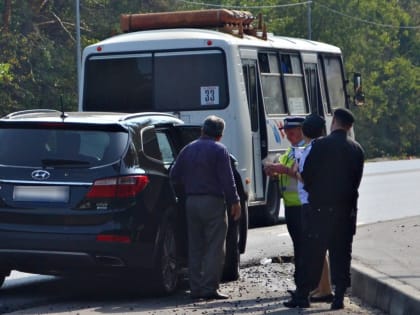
(1, 0, 419, 158)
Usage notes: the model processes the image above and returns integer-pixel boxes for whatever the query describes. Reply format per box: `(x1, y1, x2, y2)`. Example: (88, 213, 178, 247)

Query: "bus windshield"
(83, 49, 229, 112)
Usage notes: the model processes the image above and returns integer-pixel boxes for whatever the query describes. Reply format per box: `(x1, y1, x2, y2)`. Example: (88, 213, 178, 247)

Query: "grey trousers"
(186, 195, 228, 296)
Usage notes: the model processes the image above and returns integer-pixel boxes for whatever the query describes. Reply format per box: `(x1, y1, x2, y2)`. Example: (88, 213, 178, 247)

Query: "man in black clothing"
(284, 108, 364, 310)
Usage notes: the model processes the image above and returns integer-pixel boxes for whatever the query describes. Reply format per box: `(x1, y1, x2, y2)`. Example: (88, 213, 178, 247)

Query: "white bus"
(79, 9, 363, 225)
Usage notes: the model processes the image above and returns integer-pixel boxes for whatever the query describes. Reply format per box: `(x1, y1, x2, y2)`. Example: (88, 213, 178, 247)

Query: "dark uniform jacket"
(302, 129, 364, 209)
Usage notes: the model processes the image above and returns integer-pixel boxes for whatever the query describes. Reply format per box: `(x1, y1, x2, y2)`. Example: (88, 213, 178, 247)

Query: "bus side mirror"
(353, 72, 365, 106)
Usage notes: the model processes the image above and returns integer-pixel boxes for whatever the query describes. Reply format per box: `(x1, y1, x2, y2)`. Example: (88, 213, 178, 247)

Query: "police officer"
(296, 114, 334, 303)
(284, 108, 364, 310)
(264, 116, 305, 288)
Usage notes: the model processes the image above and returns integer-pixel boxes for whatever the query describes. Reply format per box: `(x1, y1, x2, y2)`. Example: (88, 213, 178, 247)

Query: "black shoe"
(202, 291, 229, 300)
(310, 293, 334, 303)
(283, 296, 310, 308)
(287, 289, 296, 297)
(331, 296, 344, 310)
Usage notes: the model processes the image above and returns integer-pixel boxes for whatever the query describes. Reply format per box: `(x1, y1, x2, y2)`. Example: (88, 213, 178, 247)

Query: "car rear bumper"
(0, 230, 156, 275)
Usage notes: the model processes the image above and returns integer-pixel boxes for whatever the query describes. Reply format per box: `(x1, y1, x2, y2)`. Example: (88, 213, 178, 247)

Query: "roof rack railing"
(120, 9, 267, 40)
(3, 109, 61, 119)
(119, 112, 176, 122)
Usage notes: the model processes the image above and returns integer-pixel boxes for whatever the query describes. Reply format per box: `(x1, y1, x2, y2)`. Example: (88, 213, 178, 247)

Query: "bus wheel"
(261, 180, 281, 226)
(238, 199, 248, 254)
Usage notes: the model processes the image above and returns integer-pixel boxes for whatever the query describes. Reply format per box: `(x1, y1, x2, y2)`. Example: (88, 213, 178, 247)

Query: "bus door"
(241, 52, 265, 200)
(302, 53, 328, 117)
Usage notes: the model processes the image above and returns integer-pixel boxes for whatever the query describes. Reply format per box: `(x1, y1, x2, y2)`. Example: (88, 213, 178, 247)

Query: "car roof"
(1, 110, 185, 127)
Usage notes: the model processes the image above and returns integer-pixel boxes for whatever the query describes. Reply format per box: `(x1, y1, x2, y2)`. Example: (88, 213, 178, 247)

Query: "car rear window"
(0, 128, 128, 167)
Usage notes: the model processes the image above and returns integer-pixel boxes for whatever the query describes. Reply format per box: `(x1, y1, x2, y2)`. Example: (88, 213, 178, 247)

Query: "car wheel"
(151, 222, 179, 295)
(222, 214, 240, 282)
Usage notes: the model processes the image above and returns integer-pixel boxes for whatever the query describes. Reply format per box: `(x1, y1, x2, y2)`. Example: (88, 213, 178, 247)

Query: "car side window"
(141, 127, 163, 161)
(155, 131, 176, 168)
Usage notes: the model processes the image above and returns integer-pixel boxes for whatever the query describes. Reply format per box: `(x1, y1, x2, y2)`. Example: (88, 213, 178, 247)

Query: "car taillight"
(86, 175, 149, 198)
(96, 234, 131, 243)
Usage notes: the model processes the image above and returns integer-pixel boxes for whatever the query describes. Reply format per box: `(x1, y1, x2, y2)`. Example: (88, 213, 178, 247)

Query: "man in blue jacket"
(170, 115, 241, 300)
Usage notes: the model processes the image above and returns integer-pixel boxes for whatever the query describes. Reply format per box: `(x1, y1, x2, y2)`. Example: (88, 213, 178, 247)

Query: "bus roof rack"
(120, 9, 267, 40)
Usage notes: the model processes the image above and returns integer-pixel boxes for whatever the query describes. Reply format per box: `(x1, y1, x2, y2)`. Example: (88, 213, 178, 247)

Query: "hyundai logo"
(31, 170, 50, 180)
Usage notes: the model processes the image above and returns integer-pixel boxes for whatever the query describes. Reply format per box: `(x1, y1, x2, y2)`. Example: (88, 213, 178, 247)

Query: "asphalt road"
(3, 263, 384, 315)
(2, 159, 419, 314)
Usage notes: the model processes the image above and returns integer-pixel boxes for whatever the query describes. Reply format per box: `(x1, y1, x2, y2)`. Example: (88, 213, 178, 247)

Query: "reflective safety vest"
(278, 147, 301, 207)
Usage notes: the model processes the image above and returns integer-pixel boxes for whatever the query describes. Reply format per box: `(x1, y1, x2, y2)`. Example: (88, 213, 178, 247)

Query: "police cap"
(281, 116, 305, 130)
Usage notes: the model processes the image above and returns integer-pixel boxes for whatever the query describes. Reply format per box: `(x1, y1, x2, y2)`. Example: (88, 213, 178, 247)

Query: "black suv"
(0, 110, 247, 294)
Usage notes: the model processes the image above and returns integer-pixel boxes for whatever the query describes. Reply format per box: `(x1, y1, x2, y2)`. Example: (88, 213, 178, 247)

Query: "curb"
(351, 261, 420, 315)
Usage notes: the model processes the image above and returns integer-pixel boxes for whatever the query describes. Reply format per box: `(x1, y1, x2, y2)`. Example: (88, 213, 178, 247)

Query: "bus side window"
(242, 62, 259, 132)
(258, 53, 270, 73)
(280, 55, 292, 73)
(304, 63, 324, 116)
(281, 53, 308, 115)
(258, 52, 286, 115)
(322, 56, 347, 111)
(317, 57, 330, 114)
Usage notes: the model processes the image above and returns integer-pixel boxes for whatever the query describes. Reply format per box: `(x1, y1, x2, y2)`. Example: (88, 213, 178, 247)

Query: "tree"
(2, 0, 11, 32)
(0, 0, 418, 157)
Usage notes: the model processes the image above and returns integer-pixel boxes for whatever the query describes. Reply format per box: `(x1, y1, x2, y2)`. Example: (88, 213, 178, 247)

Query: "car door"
(153, 124, 202, 262)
